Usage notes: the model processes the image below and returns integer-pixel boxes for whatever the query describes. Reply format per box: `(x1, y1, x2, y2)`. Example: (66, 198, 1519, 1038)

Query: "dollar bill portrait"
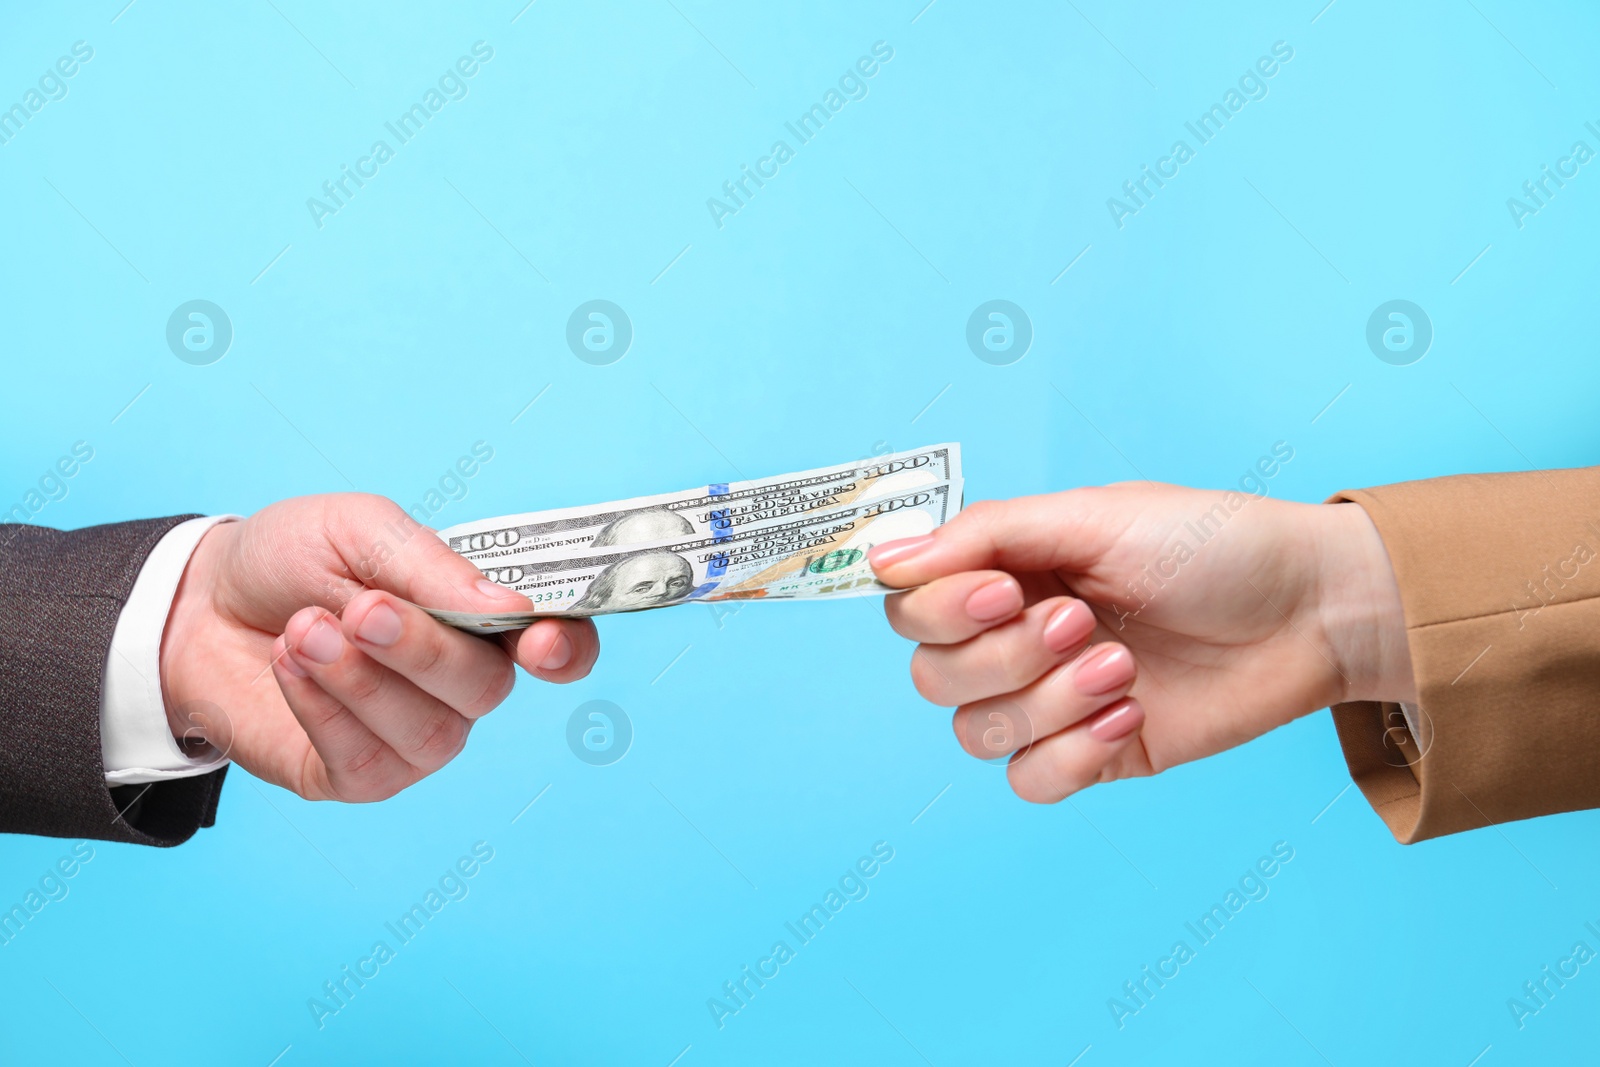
(573, 549, 695, 613)
(590, 507, 695, 548)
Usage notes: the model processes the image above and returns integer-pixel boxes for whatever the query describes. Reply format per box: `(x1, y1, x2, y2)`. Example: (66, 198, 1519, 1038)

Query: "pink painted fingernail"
(869, 535, 935, 570)
(1088, 699, 1144, 742)
(965, 577, 1023, 622)
(297, 618, 344, 665)
(538, 630, 573, 671)
(1043, 600, 1095, 653)
(1073, 644, 1134, 696)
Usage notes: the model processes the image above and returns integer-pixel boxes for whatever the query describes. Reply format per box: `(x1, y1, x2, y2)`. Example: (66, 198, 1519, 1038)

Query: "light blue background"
(4, 1, 1599, 1063)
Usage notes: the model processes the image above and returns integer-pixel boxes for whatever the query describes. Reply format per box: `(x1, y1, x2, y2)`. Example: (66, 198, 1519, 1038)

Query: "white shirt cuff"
(101, 515, 241, 785)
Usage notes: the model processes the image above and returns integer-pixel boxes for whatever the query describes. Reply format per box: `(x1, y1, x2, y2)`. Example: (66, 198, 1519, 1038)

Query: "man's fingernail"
(277, 646, 309, 678)
(1043, 600, 1095, 653)
(477, 578, 521, 601)
(298, 618, 345, 665)
(965, 577, 1023, 622)
(355, 602, 403, 646)
(869, 535, 935, 570)
(1074, 644, 1135, 696)
(1087, 699, 1144, 742)
(538, 630, 574, 672)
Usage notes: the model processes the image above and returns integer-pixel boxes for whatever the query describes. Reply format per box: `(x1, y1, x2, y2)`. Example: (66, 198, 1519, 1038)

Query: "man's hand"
(158, 494, 599, 801)
(869, 484, 1415, 805)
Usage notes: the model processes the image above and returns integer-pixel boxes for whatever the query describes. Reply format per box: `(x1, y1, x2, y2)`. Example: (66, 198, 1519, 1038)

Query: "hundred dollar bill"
(424, 481, 960, 631)
(436, 443, 959, 562)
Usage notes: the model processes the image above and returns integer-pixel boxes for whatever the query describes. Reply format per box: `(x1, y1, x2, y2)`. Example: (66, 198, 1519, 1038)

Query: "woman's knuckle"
(962, 499, 1002, 525)
(992, 638, 1030, 688)
(1009, 765, 1060, 805)
(909, 649, 953, 703)
(883, 596, 920, 639)
(951, 709, 980, 756)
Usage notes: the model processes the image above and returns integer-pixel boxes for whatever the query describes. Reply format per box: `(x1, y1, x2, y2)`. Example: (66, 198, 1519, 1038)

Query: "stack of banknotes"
(424, 444, 962, 632)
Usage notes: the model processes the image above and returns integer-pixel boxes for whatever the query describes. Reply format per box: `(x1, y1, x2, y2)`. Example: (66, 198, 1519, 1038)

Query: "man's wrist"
(1315, 502, 1417, 706)
(159, 520, 235, 738)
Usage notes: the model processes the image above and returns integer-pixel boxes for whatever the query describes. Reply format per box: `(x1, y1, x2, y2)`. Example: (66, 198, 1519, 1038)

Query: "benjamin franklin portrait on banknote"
(572, 549, 695, 613)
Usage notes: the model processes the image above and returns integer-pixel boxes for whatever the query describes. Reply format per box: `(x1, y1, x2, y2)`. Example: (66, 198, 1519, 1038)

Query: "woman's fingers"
(869, 491, 1118, 588)
(503, 616, 601, 684)
(910, 596, 1097, 706)
(283, 607, 471, 776)
(1006, 698, 1148, 804)
(884, 570, 1026, 645)
(340, 590, 516, 718)
(951, 641, 1138, 760)
(269, 633, 414, 802)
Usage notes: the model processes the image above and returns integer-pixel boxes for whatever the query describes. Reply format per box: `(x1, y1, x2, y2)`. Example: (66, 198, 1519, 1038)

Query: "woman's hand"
(870, 483, 1415, 804)
(158, 494, 599, 801)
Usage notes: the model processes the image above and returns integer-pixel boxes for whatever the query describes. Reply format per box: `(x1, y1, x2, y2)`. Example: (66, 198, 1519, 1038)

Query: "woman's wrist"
(1313, 502, 1417, 706)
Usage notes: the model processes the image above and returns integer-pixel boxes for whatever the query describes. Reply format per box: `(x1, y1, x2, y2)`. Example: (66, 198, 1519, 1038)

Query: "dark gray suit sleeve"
(0, 516, 228, 847)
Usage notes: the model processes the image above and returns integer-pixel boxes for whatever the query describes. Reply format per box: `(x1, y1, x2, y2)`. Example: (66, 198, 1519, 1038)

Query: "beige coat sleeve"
(1330, 467, 1600, 843)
